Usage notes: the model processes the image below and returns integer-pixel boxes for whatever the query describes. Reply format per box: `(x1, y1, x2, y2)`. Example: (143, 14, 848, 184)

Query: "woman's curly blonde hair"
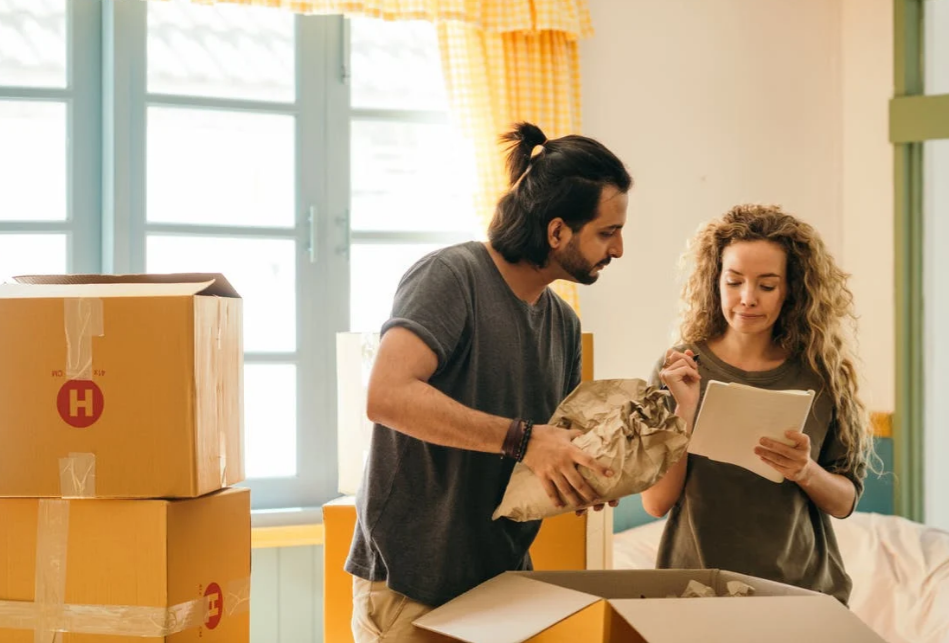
(680, 204, 873, 476)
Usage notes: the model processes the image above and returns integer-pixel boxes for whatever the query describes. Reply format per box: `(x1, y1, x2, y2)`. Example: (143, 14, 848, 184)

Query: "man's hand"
(575, 499, 620, 517)
(521, 425, 614, 509)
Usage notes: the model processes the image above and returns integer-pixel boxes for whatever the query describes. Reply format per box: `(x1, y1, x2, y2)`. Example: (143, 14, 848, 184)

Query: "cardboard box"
(413, 569, 888, 643)
(0, 273, 244, 498)
(322, 496, 613, 643)
(0, 487, 251, 642)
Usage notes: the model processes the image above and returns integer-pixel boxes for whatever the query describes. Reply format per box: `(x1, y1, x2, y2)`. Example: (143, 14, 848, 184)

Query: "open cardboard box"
(413, 569, 887, 643)
(0, 273, 244, 498)
(322, 496, 613, 643)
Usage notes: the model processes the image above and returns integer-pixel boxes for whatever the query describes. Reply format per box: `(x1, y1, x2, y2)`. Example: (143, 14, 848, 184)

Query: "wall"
(251, 546, 324, 641)
(840, 0, 895, 413)
(579, 0, 895, 413)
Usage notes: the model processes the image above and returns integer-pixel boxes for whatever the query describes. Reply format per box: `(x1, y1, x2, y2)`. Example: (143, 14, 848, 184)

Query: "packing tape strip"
(58, 453, 96, 499)
(218, 297, 228, 486)
(0, 499, 250, 637)
(64, 298, 104, 381)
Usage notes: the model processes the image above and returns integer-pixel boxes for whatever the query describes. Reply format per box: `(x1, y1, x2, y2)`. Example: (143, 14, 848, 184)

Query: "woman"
(643, 204, 875, 605)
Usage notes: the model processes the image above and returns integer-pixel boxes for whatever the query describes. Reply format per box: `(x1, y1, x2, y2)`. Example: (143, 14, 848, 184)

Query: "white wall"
(579, 0, 894, 412)
(840, 0, 894, 413)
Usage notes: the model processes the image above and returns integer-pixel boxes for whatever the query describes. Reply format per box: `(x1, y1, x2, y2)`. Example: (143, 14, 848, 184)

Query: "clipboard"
(688, 380, 815, 482)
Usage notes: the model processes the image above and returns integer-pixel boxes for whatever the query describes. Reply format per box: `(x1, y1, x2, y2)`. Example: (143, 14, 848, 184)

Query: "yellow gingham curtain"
(149, 0, 593, 312)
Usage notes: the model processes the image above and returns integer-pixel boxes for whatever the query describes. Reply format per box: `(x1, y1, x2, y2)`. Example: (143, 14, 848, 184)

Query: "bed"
(612, 512, 949, 643)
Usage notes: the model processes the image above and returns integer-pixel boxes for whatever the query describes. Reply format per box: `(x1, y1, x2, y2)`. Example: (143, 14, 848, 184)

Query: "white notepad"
(688, 380, 816, 483)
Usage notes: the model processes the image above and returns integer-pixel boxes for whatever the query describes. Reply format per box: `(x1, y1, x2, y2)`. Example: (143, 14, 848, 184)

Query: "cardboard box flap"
(513, 569, 817, 600)
(10, 273, 240, 298)
(608, 595, 888, 643)
(413, 573, 600, 643)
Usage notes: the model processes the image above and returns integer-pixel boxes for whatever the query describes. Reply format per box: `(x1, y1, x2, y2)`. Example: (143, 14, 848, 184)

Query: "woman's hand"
(659, 349, 701, 418)
(755, 430, 814, 483)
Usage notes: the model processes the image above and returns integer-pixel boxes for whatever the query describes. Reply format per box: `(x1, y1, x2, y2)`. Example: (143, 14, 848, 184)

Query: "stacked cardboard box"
(0, 274, 251, 642)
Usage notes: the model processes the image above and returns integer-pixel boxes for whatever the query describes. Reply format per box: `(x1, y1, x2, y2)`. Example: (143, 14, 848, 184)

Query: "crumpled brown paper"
(492, 379, 689, 522)
(673, 580, 756, 598)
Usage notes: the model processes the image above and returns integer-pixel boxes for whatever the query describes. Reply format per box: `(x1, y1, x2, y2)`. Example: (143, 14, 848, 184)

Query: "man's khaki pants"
(351, 577, 447, 642)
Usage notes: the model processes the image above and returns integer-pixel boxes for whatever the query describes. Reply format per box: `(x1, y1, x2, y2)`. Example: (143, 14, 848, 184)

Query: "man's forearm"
(367, 378, 509, 453)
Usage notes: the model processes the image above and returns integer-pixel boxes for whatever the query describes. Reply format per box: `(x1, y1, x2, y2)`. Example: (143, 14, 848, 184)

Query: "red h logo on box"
(57, 380, 104, 428)
(204, 582, 223, 630)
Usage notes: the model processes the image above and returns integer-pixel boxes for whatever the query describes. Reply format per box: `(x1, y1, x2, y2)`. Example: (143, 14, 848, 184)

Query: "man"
(346, 122, 632, 642)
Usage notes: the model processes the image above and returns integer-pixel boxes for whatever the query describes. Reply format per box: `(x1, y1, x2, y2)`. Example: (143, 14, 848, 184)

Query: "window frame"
(3, 0, 468, 512)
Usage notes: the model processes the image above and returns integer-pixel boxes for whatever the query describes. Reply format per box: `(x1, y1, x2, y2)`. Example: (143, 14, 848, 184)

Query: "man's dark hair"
(488, 121, 632, 267)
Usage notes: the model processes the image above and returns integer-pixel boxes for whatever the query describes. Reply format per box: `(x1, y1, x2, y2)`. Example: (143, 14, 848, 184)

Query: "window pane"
(147, 0, 295, 102)
(924, 139, 949, 530)
(244, 363, 297, 478)
(147, 107, 295, 228)
(146, 235, 297, 352)
(0, 233, 66, 282)
(0, 0, 66, 88)
(925, 0, 949, 95)
(350, 17, 446, 111)
(351, 119, 477, 233)
(350, 243, 443, 332)
(0, 101, 65, 221)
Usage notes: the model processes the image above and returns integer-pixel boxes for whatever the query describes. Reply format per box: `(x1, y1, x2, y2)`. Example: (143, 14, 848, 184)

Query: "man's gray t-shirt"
(345, 242, 582, 607)
(651, 342, 866, 605)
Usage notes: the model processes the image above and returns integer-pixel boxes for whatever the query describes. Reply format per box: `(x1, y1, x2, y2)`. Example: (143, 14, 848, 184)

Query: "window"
(0, 0, 95, 281)
(348, 17, 477, 332)
(1, 0, 475, 510)
(893, 0, 949, 527)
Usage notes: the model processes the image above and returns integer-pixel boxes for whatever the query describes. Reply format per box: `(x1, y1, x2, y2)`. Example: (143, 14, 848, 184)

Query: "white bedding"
(612, 512, 949, 643)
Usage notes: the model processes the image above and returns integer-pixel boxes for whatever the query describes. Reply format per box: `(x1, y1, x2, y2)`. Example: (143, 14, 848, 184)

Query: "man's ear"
(548, 218, 569, 249)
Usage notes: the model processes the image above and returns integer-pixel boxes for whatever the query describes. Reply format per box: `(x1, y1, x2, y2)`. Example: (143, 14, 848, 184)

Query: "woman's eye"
(760, 285, 776, 292)
(725, 281, 741, 287)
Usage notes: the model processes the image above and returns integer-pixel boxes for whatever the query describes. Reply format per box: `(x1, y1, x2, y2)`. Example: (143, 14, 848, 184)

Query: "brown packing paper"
(493, 379, 689, 522)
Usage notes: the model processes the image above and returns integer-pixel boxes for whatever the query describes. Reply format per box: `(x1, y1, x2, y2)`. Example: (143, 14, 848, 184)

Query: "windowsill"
(251, 506, 325, 549)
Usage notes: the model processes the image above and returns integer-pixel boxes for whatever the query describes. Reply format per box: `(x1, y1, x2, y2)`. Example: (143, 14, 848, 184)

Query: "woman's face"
(718, 240, 788, 337)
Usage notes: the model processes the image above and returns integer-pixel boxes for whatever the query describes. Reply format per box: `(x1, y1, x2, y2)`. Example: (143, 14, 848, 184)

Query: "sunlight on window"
(0, 101, 66, 221)
(147, 0, 295, 102)
(0, 234, 66, 283)
(0, 0, 66, 88)
(348, 18, 478, 334)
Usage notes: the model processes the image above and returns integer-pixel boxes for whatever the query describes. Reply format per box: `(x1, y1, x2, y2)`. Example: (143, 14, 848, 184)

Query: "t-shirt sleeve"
(817, 413, 867, 517)
(568, 325, 582, 394)
(380, 254, 469, 373)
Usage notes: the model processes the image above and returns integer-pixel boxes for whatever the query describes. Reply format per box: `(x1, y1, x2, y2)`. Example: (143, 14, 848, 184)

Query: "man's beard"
(555, 237, 609, 285)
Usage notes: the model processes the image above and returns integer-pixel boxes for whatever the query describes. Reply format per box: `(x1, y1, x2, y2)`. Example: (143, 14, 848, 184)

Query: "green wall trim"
(890, 94, 949, 143)
(893, 143, 926, 522)
(891, 0, 927, 522)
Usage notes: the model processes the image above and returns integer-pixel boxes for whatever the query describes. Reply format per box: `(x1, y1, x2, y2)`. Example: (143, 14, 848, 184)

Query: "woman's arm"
(640, 348, 701, 517)
(756, 431, 856, 518)
(641, 403, 695, 517)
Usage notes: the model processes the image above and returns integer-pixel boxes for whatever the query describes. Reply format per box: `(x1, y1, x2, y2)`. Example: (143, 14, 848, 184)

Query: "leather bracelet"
(501, 418, 524, 459)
